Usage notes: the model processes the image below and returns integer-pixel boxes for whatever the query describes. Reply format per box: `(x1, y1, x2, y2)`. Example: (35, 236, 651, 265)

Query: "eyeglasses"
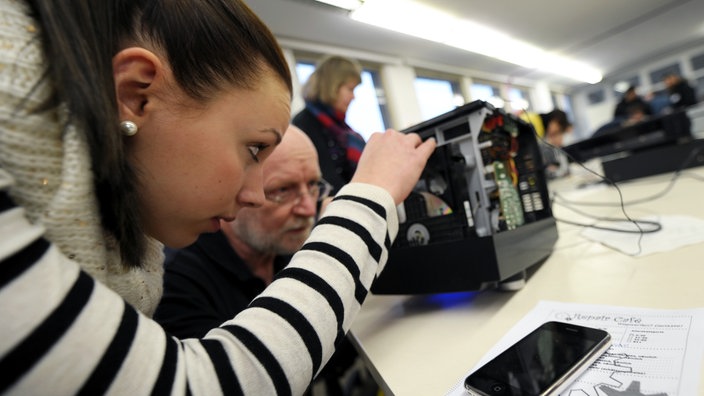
(264, 179, 334, 205)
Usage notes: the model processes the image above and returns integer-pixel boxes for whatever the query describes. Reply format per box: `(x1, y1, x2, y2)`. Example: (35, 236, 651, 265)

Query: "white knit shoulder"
(0, 0, 164, 316)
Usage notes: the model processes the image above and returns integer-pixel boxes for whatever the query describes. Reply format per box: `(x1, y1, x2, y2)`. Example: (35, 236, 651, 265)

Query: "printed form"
(446, 300, 704, 396)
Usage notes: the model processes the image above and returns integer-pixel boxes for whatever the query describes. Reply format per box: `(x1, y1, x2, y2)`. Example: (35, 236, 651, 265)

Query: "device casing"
(372, 100, 558, 294)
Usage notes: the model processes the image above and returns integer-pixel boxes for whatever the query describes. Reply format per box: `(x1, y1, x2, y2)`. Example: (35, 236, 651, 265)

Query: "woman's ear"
(113, 48, 162, 123)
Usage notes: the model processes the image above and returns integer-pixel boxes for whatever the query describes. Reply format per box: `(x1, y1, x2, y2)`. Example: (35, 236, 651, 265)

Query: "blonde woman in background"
(293, 55, 367, 194)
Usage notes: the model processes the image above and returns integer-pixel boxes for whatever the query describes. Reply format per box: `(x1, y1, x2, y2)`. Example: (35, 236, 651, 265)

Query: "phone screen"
(464, 321, 609, 396)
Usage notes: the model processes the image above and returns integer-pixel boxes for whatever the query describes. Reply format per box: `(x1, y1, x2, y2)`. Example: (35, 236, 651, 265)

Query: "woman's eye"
(247, 144, 268, 162)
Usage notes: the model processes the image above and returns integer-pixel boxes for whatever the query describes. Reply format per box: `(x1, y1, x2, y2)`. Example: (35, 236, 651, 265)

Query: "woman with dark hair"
(0, 0, 435, 394)
(292, 55, 367, 193)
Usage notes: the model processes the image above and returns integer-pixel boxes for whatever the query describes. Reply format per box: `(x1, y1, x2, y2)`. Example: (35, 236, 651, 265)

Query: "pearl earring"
(120, 120, 138, 136)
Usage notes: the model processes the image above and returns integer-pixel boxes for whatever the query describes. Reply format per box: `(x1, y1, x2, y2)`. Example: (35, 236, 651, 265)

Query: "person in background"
(594, 87, 653, 137)
(292, 55, 366, 193)
(663, 73, 698, 110)
(520, 109, 572, 179)
(614, 86, 652, 121)
(0, 0, 435, 394)
(154, 126, 372, 395)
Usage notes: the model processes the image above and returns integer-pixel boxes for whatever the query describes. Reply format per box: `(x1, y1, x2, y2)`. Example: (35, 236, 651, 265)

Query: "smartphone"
(464, 321, 611, 396)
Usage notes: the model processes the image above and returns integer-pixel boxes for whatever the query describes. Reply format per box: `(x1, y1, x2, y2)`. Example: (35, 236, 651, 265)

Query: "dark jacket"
(292, 108, 353, 194)
(154, 231, 289, 338)
(154, 231, 358, 393)
(668, 80, 698, 109)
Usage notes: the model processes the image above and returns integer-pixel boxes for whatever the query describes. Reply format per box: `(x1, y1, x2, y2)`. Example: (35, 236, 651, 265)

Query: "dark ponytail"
(26, 0, 145, 267)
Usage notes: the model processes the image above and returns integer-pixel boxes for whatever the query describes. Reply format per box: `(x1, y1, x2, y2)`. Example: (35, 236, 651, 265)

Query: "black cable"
(492, 98, 704, 255)
(514, 107, 655, 254)
(557, 138, 704, 257)
(552, 144, 704, 207)
(553, 198, 662, 234)
(553, 216, 661, 234)
(682, 171, 704, 182)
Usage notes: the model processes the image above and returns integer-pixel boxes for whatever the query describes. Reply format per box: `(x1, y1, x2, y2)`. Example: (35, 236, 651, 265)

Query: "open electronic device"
(463, 321, 611, 396)
(372, 100, 558, 294)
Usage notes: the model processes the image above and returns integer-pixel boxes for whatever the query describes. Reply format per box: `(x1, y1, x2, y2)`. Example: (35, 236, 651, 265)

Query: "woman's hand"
(351, 129, 435, 205)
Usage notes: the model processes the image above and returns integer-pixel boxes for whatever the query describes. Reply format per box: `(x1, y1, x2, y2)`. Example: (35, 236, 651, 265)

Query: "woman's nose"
(238, 168, 266, 208)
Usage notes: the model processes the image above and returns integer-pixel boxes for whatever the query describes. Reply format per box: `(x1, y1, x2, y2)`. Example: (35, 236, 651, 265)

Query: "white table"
(350, 166, 704, 395)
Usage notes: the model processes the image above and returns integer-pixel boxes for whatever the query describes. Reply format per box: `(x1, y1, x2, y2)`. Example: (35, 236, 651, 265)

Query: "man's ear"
(113, 47, 162, 123)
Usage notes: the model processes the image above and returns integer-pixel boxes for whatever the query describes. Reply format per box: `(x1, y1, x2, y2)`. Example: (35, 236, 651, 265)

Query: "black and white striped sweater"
(0, 177, 398, 395)
(0, 2, 399, 392)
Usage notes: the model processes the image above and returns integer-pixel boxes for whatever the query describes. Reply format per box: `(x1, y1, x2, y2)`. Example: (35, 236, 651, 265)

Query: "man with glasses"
(154, 126, 366, 395)
(155, 125, 330, 335)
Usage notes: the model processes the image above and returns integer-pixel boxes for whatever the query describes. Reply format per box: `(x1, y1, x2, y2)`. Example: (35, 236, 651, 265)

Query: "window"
(348, 70, 389, 140)
(649, 63, 681, 85)
(691, 53, 704, 72)
(696, 76, 704, 103)
(506, 86, 531, 112)
(295, 62, 315, 85)
(295, 62, 387, 141)
(470, 82, 504, 108)
(587, 89, 605, 105)
(414, 76, 464, 120)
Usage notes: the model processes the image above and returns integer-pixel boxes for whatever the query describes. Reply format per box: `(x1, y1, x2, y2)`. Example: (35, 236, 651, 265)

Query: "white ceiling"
(246, 0, 704, 89)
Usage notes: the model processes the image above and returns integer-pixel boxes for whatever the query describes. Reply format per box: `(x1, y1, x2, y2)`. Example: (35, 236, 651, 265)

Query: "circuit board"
(492, 161, 525, 230)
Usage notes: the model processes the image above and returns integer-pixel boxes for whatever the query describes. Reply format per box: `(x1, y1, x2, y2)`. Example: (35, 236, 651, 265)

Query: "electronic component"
(372, 100, 558, 294)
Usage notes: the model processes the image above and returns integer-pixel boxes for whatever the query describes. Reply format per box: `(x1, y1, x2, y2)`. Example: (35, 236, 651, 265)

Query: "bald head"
(225, 125, 321, 257)
(263, 125, 318, 175)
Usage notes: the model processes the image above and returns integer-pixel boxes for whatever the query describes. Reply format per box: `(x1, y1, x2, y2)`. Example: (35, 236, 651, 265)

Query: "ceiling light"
(350, 0, 602, 84)
(314, 0, 362, 11)
(614, 81, 631, 93)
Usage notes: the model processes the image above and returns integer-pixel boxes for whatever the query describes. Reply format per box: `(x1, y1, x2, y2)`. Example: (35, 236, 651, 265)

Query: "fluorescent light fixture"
(350, 0, 602, 84)
(314, 0, 362, 11)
